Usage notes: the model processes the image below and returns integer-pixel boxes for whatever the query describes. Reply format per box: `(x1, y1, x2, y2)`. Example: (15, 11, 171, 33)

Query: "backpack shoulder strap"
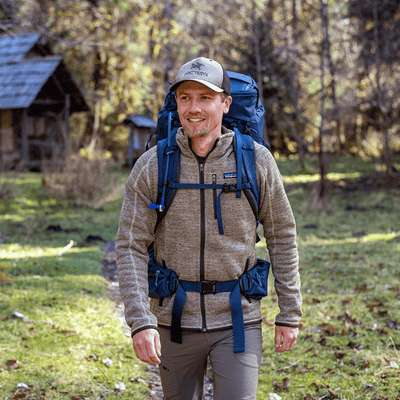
(232, 127, 260, 214)
(150, 127, 180, 229)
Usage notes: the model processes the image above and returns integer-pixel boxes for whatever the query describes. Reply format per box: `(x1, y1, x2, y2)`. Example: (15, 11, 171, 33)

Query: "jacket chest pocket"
(211, 172, 245, 221)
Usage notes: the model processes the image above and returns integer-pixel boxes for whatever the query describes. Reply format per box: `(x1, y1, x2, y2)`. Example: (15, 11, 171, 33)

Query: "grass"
(0, 167, 152, 399)
(257, 155, 400, 400)
(1, 155, 400, 399)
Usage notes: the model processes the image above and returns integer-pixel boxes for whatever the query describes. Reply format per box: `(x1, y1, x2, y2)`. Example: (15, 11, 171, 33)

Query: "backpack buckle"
(201, 280, 216, 294)
(169, 277, 179, 292)
(239, 275, 251, 292)
(223, 183, 237, 193)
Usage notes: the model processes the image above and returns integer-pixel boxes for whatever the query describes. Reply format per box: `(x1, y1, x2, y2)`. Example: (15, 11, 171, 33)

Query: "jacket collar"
(176, 126, 234, 161)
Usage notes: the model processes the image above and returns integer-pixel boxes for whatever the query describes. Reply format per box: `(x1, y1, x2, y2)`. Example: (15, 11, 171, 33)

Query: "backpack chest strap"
(169, 181, 252, 235)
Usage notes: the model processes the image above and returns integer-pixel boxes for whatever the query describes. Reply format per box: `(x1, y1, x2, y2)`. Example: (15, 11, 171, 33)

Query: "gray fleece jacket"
(116, 127, 302, 337)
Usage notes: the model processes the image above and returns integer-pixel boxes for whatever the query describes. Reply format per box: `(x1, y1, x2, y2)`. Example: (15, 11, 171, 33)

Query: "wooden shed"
(0, 32, 89, 171)
(121, 114, 157, 167)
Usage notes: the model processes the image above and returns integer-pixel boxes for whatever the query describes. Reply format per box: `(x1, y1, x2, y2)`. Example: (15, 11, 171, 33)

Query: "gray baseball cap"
(170, 57, 231, 96)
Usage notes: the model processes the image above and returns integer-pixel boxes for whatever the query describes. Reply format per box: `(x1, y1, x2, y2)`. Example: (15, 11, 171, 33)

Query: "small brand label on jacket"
(224, 172, 237, 179)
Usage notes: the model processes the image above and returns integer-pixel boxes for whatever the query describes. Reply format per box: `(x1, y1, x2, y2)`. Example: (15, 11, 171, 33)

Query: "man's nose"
(188, 99, 201, 112)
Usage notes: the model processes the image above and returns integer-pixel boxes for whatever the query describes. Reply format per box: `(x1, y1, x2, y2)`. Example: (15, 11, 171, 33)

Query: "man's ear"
(223, 96, 232, 114)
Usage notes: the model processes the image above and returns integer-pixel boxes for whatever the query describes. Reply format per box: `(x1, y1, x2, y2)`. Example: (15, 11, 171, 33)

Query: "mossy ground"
(1, 156, 400, 399)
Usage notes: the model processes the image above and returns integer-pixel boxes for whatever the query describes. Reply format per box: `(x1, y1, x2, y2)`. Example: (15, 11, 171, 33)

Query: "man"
(116, 57, 302, 400)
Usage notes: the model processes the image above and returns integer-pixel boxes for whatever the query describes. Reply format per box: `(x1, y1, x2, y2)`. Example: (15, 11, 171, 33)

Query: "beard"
(182, 125, 210, 138)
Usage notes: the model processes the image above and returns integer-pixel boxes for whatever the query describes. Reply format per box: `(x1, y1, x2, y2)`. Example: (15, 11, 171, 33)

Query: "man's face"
(175, 81, 232, 139)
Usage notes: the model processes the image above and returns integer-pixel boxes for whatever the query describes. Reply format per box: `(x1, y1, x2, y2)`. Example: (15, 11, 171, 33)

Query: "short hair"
(221, 92, 230, 101)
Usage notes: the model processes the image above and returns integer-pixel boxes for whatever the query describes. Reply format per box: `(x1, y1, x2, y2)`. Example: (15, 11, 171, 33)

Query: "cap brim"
(170, 79, 224, 93)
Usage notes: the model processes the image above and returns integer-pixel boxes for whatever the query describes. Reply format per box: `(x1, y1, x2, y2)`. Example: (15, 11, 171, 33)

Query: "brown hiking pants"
(158, 324, 262, 400)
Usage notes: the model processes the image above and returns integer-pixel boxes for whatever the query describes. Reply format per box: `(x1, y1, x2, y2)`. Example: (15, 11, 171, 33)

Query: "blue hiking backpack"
(148, 71, 269, 232)
(146, 71, 271, 353)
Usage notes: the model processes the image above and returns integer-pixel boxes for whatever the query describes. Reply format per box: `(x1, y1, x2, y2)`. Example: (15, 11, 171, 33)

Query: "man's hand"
(274, 326, 299, 353)
(132, 328, 162, 365)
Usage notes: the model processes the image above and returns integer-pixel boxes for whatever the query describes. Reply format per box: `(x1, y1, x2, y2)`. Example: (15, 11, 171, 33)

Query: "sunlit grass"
(1, 158, 400, 399)
(282, 171, 362, 184)
(0, 244, 101, 260)
(0, 275, 150, 399)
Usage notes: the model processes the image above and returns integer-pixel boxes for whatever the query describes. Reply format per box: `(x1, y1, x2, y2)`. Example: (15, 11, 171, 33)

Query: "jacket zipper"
(199, 160, 207, 332)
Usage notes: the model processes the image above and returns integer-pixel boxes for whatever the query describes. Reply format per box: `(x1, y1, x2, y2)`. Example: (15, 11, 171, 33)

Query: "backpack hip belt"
(148, 258, 270, 353)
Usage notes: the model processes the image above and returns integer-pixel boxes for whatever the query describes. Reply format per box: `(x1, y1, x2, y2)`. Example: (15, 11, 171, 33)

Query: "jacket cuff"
(131, 325, 159, 338)
(275, 322, 299, 328)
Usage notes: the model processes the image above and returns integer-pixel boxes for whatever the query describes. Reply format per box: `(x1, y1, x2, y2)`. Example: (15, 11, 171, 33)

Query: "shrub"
(42, 143, 119, 207)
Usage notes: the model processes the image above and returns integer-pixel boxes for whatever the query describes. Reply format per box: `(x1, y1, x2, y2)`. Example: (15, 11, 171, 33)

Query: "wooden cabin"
(121, 114, 157, 167)
(0, 32, 89, 171)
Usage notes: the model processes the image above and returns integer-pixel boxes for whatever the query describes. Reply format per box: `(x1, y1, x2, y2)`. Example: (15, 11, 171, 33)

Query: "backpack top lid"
(154, 91, 180, 144)
(223, 71, 265, 145)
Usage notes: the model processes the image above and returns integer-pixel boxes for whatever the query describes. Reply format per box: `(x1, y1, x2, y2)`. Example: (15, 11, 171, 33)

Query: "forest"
(1, 0, 400, 172)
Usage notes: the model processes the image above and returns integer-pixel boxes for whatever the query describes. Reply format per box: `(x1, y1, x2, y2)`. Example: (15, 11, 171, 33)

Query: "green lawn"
(1, 156, 400, 399)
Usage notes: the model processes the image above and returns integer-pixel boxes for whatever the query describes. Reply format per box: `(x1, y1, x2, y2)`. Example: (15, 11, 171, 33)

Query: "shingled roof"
(0, 32, 89, 112)
(0, 32, 42, 64)
(122, 114, 157, 129)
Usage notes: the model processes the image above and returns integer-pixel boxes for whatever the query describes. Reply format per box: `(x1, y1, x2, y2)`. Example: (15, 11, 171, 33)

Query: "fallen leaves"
(51, 325, 79, 336)
(5, 384, 47, 400)
(0, 264, 12, 284)
(273, 377, 291, 392)
(387, 319, 400, 330)
(355, 283, 376, 292)
(114, 382, 126, 392)
(102, 357, 113, 367)
(6, 359, 19, 369)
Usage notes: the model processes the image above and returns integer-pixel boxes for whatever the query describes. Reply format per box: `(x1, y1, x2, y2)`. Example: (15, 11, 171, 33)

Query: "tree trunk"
(82, 1, 103, 146)
(252, 0, 270, 147)
(322, 0, 342, 155)
(314, 0, 330, 213)
(373, 0, 393, 180)
(164, 0, 172, 97)
(290, 0, 306, 170)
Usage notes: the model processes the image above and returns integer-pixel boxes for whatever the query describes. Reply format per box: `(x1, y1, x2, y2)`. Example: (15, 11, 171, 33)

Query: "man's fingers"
(145, 333, 161, 365)
(274, 330, 283, 349)
(132, 328, 161, 365)
(275, 326, 299, 353)
(154, 332, 162, 358)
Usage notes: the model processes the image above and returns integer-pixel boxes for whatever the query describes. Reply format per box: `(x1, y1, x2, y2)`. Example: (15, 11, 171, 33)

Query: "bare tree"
(164, 0, 172, 97)
(313, 0, 331, 212)
(252, 0, 269, 146)
(372, 0, 393, 179)
(322, 0, 342, 155)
